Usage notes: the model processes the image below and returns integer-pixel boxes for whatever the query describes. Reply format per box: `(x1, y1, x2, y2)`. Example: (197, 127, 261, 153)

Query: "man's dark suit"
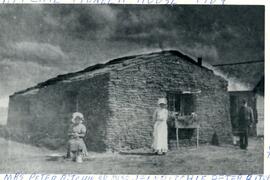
(238, 104, 254, 149)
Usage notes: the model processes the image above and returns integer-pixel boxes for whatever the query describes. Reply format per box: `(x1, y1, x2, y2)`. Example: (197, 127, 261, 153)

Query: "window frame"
(167, 91, 197, 115)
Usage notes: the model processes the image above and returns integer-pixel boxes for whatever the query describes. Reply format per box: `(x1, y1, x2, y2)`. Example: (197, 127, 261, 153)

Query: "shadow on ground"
(0, 137, 264, 174)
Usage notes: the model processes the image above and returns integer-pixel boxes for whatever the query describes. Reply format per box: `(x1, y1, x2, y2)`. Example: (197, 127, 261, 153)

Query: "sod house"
(7, 50, 232, 152)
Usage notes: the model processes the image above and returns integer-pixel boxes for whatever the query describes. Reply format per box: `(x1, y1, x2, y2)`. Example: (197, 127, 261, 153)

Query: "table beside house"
(174, 115, 200, 149)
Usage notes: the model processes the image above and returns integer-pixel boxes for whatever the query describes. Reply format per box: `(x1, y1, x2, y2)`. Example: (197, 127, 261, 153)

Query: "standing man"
(238, 99, 254, 150)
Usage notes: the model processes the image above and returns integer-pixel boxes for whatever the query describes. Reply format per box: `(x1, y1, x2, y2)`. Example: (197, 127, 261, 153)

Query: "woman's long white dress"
(152, 108, 168, 153)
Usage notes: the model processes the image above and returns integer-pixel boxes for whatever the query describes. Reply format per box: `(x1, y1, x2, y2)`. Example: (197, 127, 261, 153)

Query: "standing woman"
(152, 98, 169, 155)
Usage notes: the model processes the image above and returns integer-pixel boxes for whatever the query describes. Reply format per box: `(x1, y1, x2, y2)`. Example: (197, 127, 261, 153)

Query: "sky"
(0, 5, 265, 107)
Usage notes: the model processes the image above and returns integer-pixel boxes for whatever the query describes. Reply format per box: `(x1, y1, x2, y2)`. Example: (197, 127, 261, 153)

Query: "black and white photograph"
(0, 4, 265, 174)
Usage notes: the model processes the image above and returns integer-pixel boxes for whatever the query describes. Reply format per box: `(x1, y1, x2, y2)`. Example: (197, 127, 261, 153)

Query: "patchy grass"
(0, 137, 263, 174)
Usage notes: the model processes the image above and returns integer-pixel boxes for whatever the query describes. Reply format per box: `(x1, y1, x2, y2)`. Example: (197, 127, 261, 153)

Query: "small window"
(18, 99, 30, 114)
(65, 91, 79, 112)
(167, 92, 196, 115)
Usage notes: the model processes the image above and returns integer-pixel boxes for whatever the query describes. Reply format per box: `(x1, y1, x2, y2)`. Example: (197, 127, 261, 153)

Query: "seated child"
(66, 112, 88, 162)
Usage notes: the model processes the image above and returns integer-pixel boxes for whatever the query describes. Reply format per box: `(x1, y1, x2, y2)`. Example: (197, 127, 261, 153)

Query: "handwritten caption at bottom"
(3, 174, 270, 180)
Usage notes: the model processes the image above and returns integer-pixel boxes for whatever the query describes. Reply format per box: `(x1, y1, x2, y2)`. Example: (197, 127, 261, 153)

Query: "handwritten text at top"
(1, 0, 225, 4)
(197, 0, 225, 4)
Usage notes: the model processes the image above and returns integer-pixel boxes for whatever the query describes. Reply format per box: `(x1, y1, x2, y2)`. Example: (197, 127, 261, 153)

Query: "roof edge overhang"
(10, 49, 213, 97)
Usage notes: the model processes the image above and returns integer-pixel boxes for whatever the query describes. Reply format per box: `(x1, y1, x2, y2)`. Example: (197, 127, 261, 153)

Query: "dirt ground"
(0, 137, 263, 174)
